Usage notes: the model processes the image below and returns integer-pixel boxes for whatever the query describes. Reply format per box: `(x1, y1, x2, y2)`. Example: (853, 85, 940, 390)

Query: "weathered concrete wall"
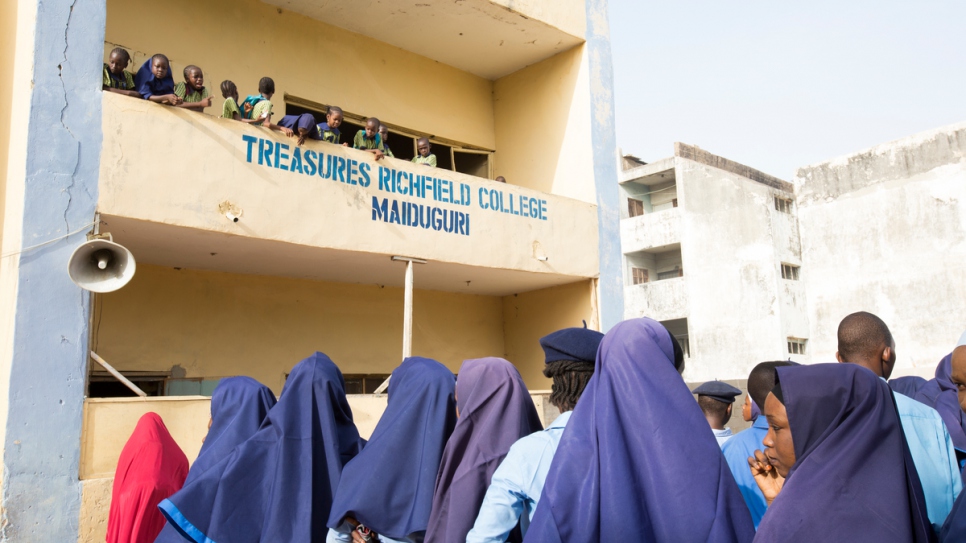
(1, 0, 106, 539)
(796, 122, 966, 371)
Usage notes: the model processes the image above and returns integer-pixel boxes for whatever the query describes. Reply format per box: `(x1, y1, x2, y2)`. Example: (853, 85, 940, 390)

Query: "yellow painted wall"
(493, 45, 596, 204)
(502, 279, 597, 387)
(0, 0, 17, 243)
(93, 264, 506, 394)
(491, 0, 587, 39)
(104, 0, 495, 150)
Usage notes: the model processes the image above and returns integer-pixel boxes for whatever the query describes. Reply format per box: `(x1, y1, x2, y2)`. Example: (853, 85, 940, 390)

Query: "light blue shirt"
(465, 410, 572, 543)
(721, 417, 769, 529)
(713, 427, 733, 447)
(893, 390, 962, 534)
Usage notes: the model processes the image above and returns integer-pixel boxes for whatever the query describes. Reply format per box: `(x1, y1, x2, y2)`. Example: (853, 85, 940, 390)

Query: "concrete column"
(0, 0, 105, 539)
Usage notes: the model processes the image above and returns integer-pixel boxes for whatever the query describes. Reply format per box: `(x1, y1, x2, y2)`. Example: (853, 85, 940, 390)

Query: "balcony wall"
(623, 277, 688, 321)
(620, 208, 682, 253)
(97, 93, 599, 290)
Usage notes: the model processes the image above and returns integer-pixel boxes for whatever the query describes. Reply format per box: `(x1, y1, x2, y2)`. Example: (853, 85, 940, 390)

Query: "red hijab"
(107, 412, 189, 543)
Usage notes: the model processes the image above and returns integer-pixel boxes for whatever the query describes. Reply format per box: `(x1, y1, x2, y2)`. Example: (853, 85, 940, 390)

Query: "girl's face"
(108, 52, 128, 75)
(762, 392, 796, 477)
(742, 394, 753, 422)
(151, 58, 169, 79)
(327, 111, 343, 129)
(186, 69, 204, 90)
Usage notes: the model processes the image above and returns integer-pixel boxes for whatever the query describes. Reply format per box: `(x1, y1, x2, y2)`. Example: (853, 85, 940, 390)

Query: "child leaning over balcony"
(352, 117, 385, 160)
(277, 105, 348, 146)
(102, 47, 140, 98)
(241, 77, 292, 136)
(173, 65, 213, 113)
(412, 137, 437, 167)
(134, 54, 181, 106)
(220, 80, 242, 120)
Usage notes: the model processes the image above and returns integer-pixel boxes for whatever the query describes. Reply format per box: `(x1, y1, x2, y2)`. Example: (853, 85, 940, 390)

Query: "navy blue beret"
(539, 327, 605, 365)
(691, 381, 742, 403)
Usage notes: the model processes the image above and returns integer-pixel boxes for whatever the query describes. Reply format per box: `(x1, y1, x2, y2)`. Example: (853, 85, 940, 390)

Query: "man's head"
(150, 54, 169, 79)
(948, 331, 966, 412)
(836, 311, 896, 378)
(364, 117, 380, 138)
(258, 77, 275, 98)
(325, 106, 343, 129)
(495, 176, 506, 183)
(183, 65, 204, 90)
(692, 381, 742, 429)
(540, 326, 605, 412)
(747, 361, 796, 410)
(416, 137, 431, 157)
(108, 48, 130, 74)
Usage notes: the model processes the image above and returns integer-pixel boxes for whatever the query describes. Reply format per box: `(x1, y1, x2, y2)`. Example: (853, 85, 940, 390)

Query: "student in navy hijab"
(891, 376, 929, 399)
(134, 54, 179, 104)
(157, 352, 364, 543)
(154, 376, 276, 543)
(424, 358, 542, 543)
(523, 317, 755, 543)
(939, 337, 966, 542)
(327, 357, 457, 543)
(751, 364, 933, 543)
(916, 353, 966, 453)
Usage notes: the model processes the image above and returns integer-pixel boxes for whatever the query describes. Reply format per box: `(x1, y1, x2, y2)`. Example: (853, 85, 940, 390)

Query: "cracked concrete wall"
(0, 0, 105, 539)
(796, 122, 966, 375)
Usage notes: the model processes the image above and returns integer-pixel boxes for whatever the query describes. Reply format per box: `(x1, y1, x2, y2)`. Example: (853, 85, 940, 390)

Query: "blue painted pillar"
(585, 0, 624, 331)
(2, 0, 105, 539)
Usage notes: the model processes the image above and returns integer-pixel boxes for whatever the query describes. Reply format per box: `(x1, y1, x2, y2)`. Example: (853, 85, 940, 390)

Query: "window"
(631, 267, 648, 285)
(657, 268, 682, 281)
(774, 196, 793, 213)
(628, 198, 644, 218)
(787, 338, 807, 355)
(677, 336, 691, 357)
(781, 263, 800, 280)
(343, 374, 391, 394)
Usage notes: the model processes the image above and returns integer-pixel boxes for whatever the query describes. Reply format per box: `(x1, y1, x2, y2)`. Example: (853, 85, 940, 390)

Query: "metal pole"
(90, 351, 147, 397)
(402, 259, 414, 360)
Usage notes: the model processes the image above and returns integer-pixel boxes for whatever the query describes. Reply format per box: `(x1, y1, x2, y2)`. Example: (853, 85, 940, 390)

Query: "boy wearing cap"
(692, 380, 742, 447)
(466, 326, 604, 543)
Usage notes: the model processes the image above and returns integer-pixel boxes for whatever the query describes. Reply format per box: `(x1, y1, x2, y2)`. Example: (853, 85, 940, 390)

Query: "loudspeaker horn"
(67, 236, 136, 293)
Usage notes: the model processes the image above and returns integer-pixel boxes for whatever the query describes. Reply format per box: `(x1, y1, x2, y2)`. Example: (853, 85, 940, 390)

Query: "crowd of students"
(104, 312, 966, 542)
(102, 48, 440, 167)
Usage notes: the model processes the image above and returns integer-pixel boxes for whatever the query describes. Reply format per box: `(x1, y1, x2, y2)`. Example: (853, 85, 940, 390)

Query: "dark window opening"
(454, 151, 489, 178)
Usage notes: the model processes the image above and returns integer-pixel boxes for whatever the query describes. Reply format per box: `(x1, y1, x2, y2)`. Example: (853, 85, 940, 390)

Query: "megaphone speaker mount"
(67, 234, 136, 293)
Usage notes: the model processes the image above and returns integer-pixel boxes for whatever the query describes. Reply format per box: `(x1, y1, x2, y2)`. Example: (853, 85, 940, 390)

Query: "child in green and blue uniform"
(379, 125, 394, 158)
(102, 48, 140, 98)
(412, 137, 437, 167)
(173, 65, 213, 113)
(277, 105, 347, 147)
(241, 77, 292, 136)
(353, 117, 385, 160)
(220, 80, 242, 120)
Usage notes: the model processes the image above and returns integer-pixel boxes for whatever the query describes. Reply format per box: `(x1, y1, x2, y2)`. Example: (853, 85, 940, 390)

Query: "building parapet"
(623, 277, 688, 322)
(620, 208, 681, 253)
(674, 142, 792, 192)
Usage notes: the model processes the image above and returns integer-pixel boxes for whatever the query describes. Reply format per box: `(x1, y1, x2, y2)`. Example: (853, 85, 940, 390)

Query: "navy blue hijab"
(890, 376, 929, 399)
(327, 357, 457, 540)
(154, 376, 276, 543)
(941, 473, 966, 541)
(523, 317, 755, 543)
(134, 57, 175, 99)
(755, 364, 933, 543)
(158, 353, 364, 543)
(915, 354, 966, 451)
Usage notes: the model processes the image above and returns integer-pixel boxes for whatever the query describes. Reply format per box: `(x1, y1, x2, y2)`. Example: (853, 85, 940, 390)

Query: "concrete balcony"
(620, 207, 682, 253)
(624, 277, 689, 321)
(96, 92, 599, 296)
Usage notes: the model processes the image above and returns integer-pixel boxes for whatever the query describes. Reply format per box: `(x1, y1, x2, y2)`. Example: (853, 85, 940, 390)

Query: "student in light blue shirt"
(836, 311, 962, 534)
(466, 326, 604, 543)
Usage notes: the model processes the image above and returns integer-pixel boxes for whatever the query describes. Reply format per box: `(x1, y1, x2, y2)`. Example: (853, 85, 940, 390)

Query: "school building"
(621, 124, 966, 386)
(0, 0, 622, 540)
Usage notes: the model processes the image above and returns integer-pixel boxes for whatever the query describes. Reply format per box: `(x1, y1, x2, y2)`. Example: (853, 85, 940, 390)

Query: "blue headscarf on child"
(327, 357, 457, 541)
(158, 352, 364, 543)
(154, 376, 276, 543)
(134, 57, 175, 99)
(523, 317, 755, 543)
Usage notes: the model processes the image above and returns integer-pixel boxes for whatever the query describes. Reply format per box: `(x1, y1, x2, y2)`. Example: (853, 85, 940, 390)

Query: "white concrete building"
(619, 143, 809, 383)
(621, 122, 966, 383)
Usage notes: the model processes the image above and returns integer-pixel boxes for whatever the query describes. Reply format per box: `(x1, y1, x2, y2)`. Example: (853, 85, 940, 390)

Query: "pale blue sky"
(609, 1, 966, 179)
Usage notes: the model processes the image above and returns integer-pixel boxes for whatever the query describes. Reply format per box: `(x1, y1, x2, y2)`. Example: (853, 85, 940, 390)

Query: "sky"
(608, 1, 966, 180)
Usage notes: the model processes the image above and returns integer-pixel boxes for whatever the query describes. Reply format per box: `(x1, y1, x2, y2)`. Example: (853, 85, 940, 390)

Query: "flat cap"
(539, 327, 605, 365)
(691, 381, 742, 403)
